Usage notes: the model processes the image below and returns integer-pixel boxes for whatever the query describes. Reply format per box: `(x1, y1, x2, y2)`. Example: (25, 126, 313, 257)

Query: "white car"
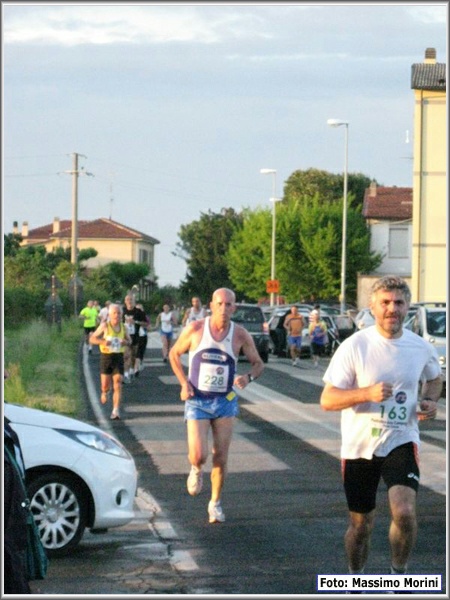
(354, 308, 375, 330)
(404, 306, 446, 392)
(4, 403, 138, 556)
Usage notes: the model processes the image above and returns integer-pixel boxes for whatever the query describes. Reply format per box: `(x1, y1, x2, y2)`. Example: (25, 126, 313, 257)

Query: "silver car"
(404, 306, 446, 393)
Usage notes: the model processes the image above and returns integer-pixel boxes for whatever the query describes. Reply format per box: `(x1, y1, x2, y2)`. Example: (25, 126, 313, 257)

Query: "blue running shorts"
(184, 394, 240, 420)
(287, 335, 302, 349)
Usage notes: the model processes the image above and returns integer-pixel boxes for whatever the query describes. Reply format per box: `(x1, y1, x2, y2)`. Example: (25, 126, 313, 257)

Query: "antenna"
(109, 172, 115, 220)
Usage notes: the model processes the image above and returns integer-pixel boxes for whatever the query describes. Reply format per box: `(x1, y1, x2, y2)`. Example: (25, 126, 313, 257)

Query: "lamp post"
(327, 119, 349, 315)
(260, 168, 281, 306)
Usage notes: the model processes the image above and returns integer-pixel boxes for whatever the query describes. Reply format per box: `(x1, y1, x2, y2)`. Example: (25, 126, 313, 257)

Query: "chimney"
(424, 47, 436, 64)
(53, 217, 60, 233)
(21, 221, 29, 238)
(13, 221, 18, 234)
(369, 181, 377, 197)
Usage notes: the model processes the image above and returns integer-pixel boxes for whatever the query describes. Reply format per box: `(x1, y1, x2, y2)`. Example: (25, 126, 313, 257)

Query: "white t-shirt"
(323, 326, 442, 460)
(160, 311, 173, 333)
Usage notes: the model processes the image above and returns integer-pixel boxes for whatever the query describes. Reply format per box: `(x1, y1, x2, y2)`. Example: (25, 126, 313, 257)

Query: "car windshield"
(427, 311, 446, 337)
(232, 307, 264, 324)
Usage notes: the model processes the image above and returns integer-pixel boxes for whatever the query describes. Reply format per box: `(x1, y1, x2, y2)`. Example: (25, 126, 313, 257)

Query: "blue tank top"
(189, 317, 237, 399)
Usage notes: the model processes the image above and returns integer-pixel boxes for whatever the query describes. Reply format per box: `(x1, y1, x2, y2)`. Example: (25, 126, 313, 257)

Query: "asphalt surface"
(30, 332, 447, 597)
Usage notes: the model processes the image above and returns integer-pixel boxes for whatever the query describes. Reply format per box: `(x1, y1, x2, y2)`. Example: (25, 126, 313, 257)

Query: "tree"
(226, 208, 272, 301)
(177, 208, 244, 301)
(4, 246, 52, 292)
(3, 232, 23, 257)
(226, 179, 382, 304)
(85, 262, 150, 301)
(284, 168, 373, 211)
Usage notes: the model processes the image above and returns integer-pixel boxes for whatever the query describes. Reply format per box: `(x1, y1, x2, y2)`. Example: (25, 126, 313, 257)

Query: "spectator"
(4, 412, 32, 594)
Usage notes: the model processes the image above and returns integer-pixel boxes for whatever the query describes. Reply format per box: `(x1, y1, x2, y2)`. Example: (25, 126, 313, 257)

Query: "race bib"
(370, 389, 414, 437)
(106, 336, 122, 353)
(198, 363, 229, 394)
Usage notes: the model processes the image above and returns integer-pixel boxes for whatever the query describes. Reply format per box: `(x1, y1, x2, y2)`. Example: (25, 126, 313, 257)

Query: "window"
(388, 227, 409, 258)
(139, 248, 153, 265)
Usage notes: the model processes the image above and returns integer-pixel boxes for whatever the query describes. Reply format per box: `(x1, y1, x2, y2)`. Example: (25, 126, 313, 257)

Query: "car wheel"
(28, 472, 88, 557)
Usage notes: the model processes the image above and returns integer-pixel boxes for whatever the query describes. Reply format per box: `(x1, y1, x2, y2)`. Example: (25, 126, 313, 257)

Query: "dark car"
(231, 303, 271, 363)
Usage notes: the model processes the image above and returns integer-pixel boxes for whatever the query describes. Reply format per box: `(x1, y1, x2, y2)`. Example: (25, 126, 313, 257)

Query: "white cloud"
(407, 5, 448, 24)
(3, 5, 268, 46)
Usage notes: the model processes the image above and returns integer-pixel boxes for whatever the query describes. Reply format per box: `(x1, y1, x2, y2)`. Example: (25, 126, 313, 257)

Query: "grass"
(4, 318, 84, 416)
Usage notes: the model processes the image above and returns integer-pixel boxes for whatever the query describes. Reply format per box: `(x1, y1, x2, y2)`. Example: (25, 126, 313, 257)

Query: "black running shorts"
(341, 442, 420, 513)
(100, 352, 125, 376)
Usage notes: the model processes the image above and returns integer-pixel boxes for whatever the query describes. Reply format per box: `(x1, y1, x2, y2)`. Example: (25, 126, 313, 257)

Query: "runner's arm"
(320, 381, 395, 411)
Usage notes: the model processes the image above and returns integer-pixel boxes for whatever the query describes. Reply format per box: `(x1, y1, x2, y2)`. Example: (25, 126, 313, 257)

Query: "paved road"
(32, 333, 447, 595)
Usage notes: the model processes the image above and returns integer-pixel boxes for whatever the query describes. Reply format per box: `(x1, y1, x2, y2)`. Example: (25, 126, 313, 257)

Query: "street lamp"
(260, 168, 282, 306)
(327, 119, 349, 315)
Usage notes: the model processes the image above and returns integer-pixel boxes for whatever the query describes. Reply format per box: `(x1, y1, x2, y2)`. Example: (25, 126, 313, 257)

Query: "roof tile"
(363, 186, 412, 220)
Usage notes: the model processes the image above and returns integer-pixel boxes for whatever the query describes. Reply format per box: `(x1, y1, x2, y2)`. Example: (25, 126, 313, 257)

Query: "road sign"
(266, 279, 280, 294)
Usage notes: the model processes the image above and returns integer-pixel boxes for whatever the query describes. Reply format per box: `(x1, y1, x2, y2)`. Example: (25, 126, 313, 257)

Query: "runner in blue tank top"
(169, 288, 265, 524)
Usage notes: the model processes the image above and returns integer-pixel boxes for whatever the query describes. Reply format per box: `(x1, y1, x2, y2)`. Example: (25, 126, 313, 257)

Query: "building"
(14, 217, 160, 299)
(357, 184, 412, 308)
(410, 47, 446, 303)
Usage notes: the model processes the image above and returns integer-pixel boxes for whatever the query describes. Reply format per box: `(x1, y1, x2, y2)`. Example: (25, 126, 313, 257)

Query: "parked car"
(231, 303, 271, 363)
(354, 307, 375, 330)
(4, 403, 138, 557)
(404, 305, 446, 394)
(330, 314, 357, 341)
(355, 304, 420, 331)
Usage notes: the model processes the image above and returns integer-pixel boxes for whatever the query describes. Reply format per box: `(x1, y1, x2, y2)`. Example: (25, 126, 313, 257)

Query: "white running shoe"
(208, 501, 225, 524)
(187, 466, 203, 496)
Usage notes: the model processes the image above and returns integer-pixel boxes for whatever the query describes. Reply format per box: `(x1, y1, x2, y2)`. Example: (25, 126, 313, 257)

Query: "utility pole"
(70, 152, 81, 265)
(64, 152, 93, 315)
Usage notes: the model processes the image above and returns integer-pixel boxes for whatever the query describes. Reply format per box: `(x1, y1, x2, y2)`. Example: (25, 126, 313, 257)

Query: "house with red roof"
(14, 217, 160, 296)
(357, 183, 412, 307)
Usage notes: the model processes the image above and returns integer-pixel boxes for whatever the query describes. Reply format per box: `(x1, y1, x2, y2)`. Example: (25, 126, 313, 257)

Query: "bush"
(4, 287, 48, 327)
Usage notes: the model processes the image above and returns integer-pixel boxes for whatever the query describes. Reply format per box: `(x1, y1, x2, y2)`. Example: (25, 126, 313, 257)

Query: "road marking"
(237, 381, 446, 495)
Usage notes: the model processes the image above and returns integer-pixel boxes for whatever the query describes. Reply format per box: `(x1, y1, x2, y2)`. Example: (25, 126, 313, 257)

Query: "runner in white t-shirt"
(320, 275, 442, 580)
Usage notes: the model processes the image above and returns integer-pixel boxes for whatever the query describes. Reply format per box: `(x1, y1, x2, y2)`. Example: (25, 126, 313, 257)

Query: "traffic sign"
(266, 279, 280, 294)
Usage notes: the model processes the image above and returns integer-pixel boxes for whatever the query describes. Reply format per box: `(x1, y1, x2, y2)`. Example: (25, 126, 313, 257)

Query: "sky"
(2, 2, 447, 286)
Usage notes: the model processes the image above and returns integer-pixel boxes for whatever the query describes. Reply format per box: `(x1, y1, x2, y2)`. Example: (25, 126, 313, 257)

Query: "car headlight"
(56, 428, 132, 459)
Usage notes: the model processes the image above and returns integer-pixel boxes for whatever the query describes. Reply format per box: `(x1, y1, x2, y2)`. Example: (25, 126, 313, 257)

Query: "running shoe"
(110, 410, 120, 420)
(208, 501, 225, 524)
(187, 466, 203, 496)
